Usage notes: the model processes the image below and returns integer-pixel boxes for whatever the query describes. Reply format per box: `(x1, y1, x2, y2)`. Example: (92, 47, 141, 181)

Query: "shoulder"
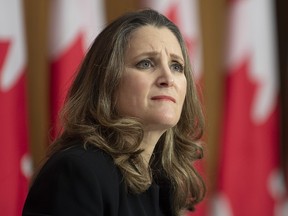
(24, 144, 123, 215)
(30, 143, 123, 198)
(40, 144, 121, 184)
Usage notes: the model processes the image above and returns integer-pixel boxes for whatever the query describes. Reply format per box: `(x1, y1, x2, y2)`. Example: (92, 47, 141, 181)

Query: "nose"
(156, 65, 174, 87)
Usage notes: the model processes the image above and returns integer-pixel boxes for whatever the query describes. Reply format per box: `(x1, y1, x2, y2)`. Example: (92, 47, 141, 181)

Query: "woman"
(22, 9, 205, 216)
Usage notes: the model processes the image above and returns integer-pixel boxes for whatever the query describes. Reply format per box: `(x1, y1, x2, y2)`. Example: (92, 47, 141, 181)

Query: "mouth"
(151, 95, 176, 103)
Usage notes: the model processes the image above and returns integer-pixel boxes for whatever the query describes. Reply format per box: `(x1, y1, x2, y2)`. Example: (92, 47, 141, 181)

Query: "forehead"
(125, 25, 183, 58)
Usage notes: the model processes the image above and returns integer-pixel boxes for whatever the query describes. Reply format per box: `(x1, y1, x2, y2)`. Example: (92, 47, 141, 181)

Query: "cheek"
(116, 75, 149, 115)
(120, 77, 148, 97)
(122, 71, 151, 94)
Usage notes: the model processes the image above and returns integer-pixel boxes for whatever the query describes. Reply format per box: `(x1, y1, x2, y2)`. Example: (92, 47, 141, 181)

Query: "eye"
(171, 62, 184, 73)
(136, 59, 153, 69)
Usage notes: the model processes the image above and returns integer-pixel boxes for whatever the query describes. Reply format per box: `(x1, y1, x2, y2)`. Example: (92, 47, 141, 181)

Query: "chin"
(145, 120, 179, 131)
(141, 114, 181, 130)
(158, 116, 179, 127)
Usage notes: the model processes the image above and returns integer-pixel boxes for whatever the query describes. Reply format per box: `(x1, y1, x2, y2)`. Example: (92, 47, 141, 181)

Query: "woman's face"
(116, 25, 187, 132)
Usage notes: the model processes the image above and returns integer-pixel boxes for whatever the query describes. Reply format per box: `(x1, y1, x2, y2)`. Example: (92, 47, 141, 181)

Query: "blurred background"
(0, 0, 287, 215)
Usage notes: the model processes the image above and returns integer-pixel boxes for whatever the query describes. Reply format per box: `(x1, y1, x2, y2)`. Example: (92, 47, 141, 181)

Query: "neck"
(140, 130, 165, 167)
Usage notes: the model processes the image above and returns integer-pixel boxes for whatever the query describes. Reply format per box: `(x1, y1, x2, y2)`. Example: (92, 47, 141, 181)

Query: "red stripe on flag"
(218, 58, 279, 216)
(0, 41, 11, 72)
(0, 72, 29, 216)
(50, 33, 85, 138)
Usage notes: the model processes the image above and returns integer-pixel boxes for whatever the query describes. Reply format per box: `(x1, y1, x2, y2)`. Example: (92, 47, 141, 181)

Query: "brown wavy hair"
(48, 9, 205, 215)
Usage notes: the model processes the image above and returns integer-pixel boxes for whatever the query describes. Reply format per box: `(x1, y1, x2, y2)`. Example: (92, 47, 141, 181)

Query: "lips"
(151, 95, 176, 103)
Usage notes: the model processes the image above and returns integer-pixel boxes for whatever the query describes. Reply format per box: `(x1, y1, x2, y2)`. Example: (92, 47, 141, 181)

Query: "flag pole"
(199, 0, 226, 194)
(24, 0, 50, 169)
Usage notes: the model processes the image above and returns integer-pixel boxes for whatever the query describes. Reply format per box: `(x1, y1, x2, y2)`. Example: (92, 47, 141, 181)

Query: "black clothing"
(22, 144, 172, 216)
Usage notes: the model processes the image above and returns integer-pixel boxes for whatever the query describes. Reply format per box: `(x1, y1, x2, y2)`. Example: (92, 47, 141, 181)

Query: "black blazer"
(22, 144, 172, 216)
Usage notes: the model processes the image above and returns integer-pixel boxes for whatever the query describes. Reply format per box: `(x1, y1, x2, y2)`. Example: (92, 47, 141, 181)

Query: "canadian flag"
(49, 0, 105, 137)
(212, 0, 283, 216)
(0, 0, 31, 215)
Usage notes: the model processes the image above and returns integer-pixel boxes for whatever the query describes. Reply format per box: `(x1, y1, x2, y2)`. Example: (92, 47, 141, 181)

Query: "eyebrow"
(134, 51, 184, 64)
(170, 53, 184, 64)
